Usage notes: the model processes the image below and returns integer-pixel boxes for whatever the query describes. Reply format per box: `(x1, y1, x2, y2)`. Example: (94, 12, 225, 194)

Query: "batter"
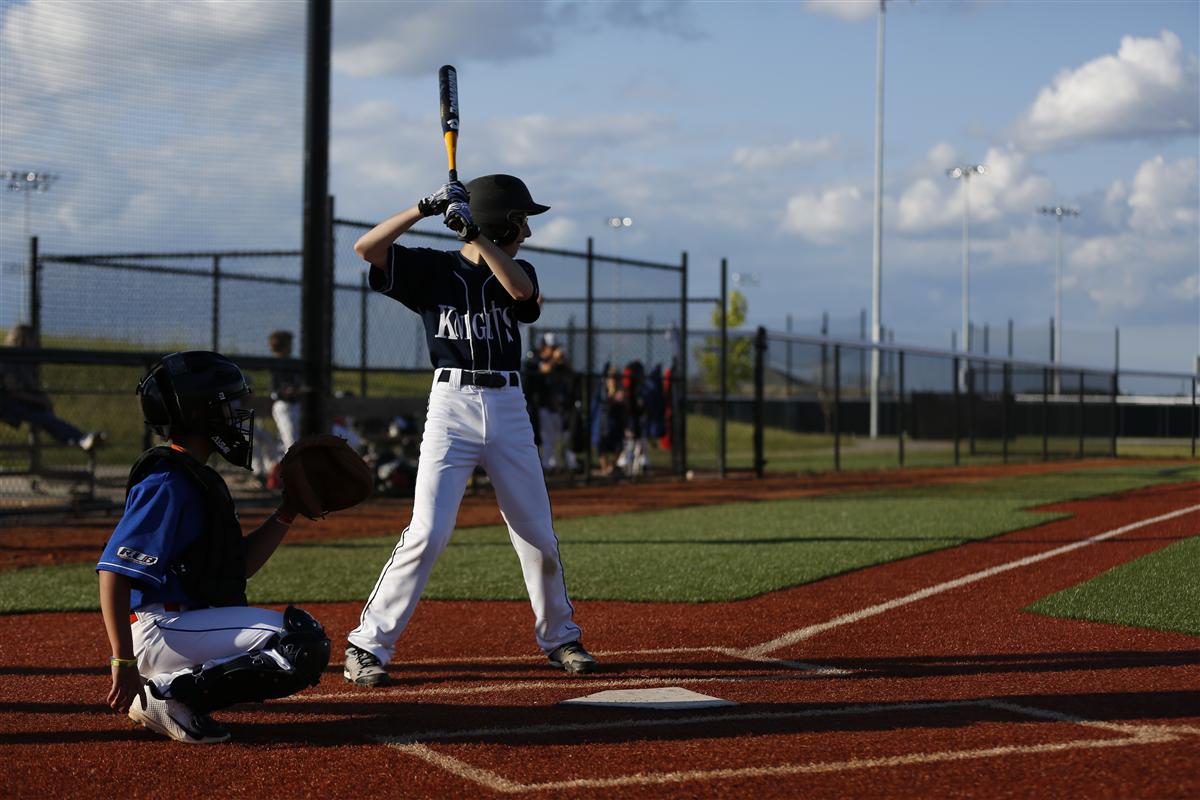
(344, 174, 597, 685)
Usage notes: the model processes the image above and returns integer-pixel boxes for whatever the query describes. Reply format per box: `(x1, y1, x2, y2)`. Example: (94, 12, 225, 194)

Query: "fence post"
(645, 314, 653, 368)
(28, 236, 40, 333)
(967, 361, 976, 456)
(786, 313, 793, 397)
(585, 237, 595, 484)
(567, 315, 577, 371)
(833, 344, 841, 471)
(820, 311, 829, 395)
(679, 251, 689, 477)
(1109, 371, 1118, 458)
(1002, 361, 1010, 464)
(211, 255, 221, 351)
(1077, 370, 1085, 458)
(719, 258, 728, 479)
(898, 350, 905, 466)
(300, 0, 332, 437)
(859, 308, 866, 394)
(753, 326, 766, 478)
(1042, 366, 1049, 461)
(952, 356, 960, 466)
(983, 324, 990, 394)
(1191, 376, 1196, 459)
(359, 272, 368, 397)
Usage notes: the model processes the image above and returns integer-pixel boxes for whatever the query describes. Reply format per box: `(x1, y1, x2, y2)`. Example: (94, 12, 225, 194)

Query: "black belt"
(438, 369, 520, 389)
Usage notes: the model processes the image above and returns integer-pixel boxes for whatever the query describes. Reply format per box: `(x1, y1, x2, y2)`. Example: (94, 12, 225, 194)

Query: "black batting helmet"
(466, 174, 550, 246)
(137, 351, 255, 469)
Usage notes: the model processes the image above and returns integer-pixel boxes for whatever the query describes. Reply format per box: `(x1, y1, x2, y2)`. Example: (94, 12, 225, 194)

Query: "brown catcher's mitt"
(279, 433, 373, 520)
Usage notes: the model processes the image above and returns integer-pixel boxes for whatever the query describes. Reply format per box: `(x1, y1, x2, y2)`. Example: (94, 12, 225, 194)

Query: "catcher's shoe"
(344, 645, 390, 687)
(128, 685, 231, 744)
(547, 641, 598, 674)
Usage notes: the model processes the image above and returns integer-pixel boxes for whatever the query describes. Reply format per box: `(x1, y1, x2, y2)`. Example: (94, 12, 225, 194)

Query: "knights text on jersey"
(368, 244, 541, 372)
(96, 466, 207, 609)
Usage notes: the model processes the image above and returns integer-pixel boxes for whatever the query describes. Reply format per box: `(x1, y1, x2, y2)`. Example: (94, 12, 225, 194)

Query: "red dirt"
(1, 461, 1198, 798)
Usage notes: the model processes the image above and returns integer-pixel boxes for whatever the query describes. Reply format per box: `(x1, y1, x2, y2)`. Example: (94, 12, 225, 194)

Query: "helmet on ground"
(137, 351, 255, 469)
(466, 174, 550, 246)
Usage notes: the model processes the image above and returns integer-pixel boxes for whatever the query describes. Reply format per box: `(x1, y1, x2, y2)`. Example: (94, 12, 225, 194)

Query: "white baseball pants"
(130, 604, 289, 696)
(348, 370, 582, 664)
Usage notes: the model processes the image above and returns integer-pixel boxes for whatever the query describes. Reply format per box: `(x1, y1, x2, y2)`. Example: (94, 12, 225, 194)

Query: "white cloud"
(781, 184, 870, 244)
(528, 216, 579, 249)
(802, 0, 878, 23)
(895, 144, 1053, 232)
(1127, 155, 1199, 234)
(332, 1, 701, 79)
(333, 4, 559, 78)
(1170, 272, 1198, 302)
(1014, 30, 1200, 151)
(488, 112, 674, 169)
(732, 136, 842, 170)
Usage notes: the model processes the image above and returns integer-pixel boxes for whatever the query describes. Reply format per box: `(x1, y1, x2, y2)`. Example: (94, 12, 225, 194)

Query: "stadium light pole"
(947, 164, 986, 388)
(5, 170, 58, 326)
(605, 216, 632, 360)
(869, 0, 887, 439)
(1038, 205, 1079, 394)
(5, 170, 58, 239)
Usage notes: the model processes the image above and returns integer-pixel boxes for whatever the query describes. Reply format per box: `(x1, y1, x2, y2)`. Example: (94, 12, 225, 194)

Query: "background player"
(343, 174, 597, 686)
(98, 351, 330, 743)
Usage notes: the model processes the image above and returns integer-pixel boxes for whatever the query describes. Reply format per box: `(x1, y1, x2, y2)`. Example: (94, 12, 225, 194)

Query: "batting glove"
(444, 200, 480, 242)
(417, 181, 468, 217)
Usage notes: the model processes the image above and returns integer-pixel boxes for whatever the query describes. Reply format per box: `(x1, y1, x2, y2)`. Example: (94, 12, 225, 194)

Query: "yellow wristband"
(110, 657, 137, 669)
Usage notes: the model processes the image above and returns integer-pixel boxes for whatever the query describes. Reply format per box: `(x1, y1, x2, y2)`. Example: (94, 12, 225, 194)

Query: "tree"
(695, 289, 753, 391)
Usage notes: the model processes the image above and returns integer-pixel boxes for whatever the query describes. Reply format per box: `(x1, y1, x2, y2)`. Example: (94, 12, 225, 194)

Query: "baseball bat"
(438, 64, 459, 182)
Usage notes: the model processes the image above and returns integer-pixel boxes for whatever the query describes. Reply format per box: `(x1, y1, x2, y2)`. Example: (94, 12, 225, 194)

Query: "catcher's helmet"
(466, 174, 550, 246)
(137, 351, 255, 469)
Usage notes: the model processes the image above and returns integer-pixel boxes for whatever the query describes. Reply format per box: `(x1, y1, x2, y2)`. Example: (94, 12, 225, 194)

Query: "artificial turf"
(1025, 534, 1200, 636)
(0, 463, 1194, 613)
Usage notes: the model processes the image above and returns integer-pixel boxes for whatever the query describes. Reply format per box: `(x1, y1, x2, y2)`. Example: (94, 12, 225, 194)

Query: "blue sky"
(333, 0, 1199, 372)
(2, 0, 1197, 374)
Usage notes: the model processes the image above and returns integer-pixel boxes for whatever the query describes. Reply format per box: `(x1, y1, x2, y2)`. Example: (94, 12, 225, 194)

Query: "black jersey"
(369, 244, 541, 372)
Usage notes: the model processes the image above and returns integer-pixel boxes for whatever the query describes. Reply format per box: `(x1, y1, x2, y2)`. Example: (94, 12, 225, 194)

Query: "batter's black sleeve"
(512, 259, 541, 324)
(368, 245, 442, 313)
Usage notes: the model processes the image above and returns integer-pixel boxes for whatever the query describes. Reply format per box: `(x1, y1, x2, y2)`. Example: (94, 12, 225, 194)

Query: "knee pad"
(277, 605, 332, 687)
(168, 606, 330, 714)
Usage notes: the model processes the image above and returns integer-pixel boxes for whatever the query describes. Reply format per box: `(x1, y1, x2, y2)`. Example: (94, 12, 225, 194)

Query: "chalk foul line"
(741, 503, 1200, 659)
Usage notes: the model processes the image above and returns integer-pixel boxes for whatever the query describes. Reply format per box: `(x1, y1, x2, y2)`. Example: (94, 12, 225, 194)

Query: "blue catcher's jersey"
(96, 464, 208, 609)
(369, 244, 542, 372)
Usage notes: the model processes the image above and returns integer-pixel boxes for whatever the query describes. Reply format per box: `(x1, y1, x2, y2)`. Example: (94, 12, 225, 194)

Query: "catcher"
(96, 351, 371, 744)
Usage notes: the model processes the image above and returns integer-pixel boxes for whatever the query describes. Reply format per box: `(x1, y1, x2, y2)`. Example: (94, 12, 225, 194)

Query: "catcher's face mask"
(208, 398, 255, 470)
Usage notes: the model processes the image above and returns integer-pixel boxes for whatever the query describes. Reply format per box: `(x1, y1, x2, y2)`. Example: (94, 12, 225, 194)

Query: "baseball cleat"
(343, 645, 390, 687)
(128, 685, 231, 744)
(547, 641, 598, 674)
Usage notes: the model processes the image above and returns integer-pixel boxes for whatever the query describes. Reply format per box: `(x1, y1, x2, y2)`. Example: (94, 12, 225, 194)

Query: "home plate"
(560, 687, 737, 710)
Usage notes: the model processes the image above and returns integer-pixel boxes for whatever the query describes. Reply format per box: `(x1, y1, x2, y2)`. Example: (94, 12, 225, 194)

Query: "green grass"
(1, 463, 1195, 614)
(1025, 535, 1200, 636)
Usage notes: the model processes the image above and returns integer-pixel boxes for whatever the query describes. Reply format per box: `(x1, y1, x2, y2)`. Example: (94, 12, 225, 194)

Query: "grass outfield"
(1, 463, 1195, 614)
(1025, 534, 1200, 636)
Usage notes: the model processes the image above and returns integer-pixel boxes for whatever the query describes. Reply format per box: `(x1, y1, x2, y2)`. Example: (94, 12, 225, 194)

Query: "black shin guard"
(169, 606, 331, 714)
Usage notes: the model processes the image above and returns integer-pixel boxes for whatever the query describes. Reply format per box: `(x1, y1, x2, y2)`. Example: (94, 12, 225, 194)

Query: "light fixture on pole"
(946, 163, 986, 387)
(5, 170, 58, 239)
(1038, 205, 1079, 394)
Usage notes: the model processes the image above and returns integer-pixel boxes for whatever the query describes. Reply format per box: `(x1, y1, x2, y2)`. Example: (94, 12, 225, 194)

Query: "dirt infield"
(2, 463, 1198, 798)
(0, 458, 1154, 569)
